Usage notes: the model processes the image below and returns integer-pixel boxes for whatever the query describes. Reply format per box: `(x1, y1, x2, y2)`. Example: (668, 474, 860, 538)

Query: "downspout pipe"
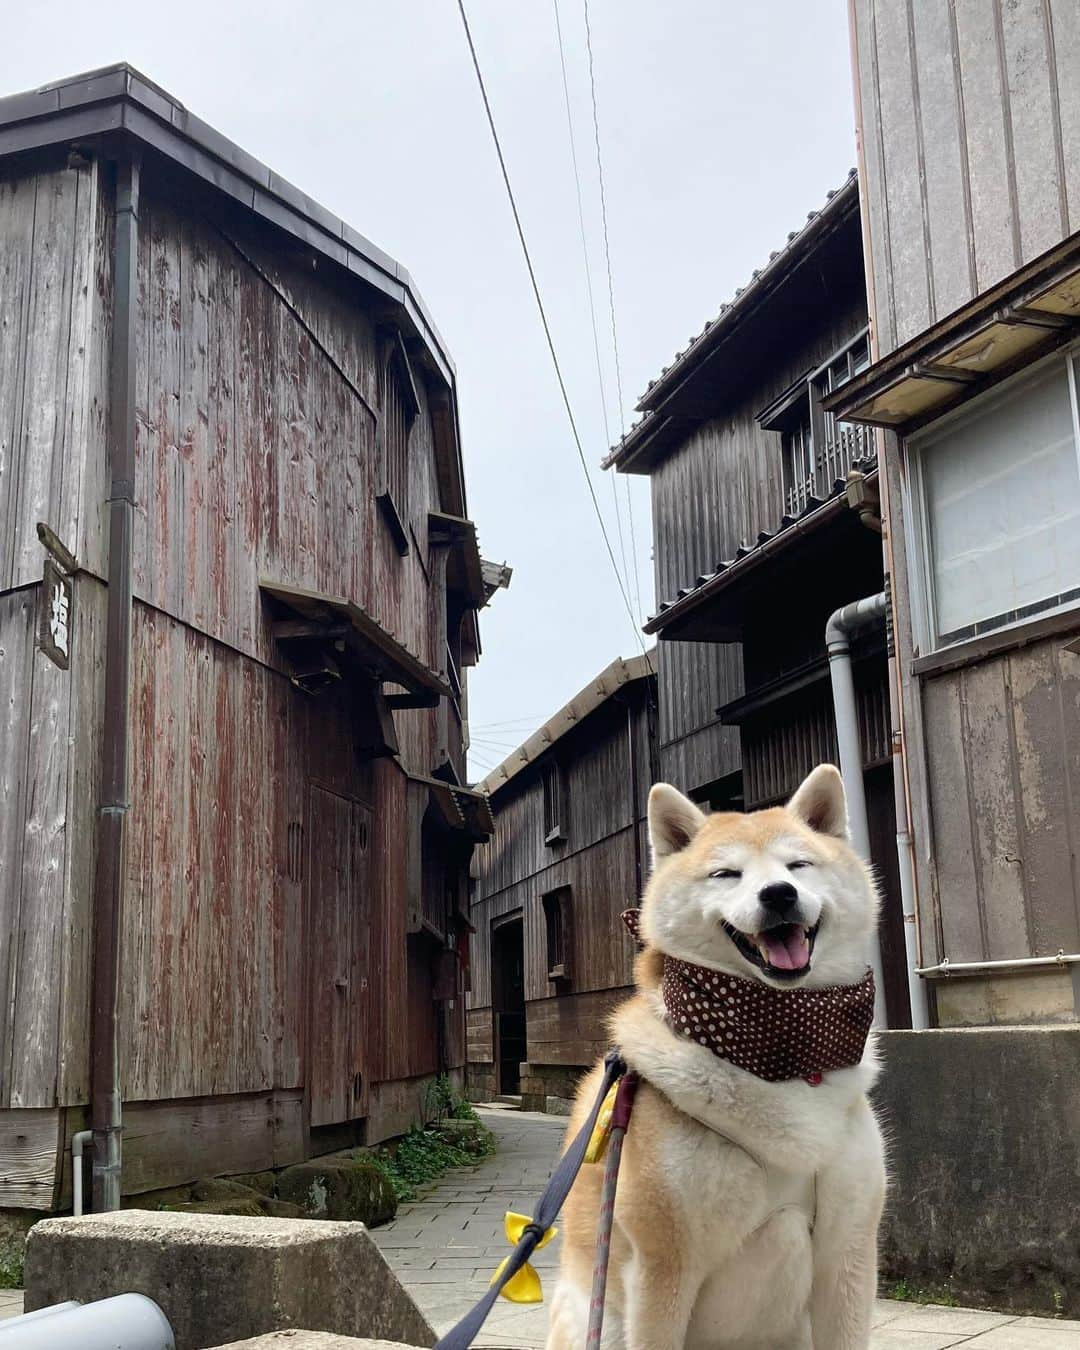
(90, 151, 140, 1213)
(825, 594, 889, 1028)
(847, 0, 930, 1032)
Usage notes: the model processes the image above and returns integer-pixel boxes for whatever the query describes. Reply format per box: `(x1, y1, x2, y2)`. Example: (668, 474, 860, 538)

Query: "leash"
(586, 1070, 638, 1348)
(432, 1050, 629, 1350)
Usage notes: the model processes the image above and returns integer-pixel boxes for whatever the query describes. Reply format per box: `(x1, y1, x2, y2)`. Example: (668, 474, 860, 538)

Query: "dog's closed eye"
(787, 860, 813, 871)
(710, 868, 742, 880)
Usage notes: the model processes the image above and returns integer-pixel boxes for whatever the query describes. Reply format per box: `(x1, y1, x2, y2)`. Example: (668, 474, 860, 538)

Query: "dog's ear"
(788, 764, 849, 839)
(648, 783, 706, 859)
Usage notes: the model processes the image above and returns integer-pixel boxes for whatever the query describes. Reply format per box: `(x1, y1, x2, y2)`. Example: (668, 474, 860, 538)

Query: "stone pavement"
(370, 1105, 1080, 1350)
(1, 1108, 1076, 1347)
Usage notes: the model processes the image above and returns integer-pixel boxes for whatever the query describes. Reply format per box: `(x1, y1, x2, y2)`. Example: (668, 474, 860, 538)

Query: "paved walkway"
(370, 1105, 1080, 1350)
(1, 1109, 1076, 1347)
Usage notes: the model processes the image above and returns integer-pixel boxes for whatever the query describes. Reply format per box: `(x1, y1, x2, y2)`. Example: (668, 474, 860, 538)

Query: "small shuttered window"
(542, 886, 572, 983)
(542, 761, 566, 845)
(377, 331, 420, 554)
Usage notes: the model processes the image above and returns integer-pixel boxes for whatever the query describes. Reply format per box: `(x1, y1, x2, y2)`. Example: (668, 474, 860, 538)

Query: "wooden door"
(307, 785, 371, 1126)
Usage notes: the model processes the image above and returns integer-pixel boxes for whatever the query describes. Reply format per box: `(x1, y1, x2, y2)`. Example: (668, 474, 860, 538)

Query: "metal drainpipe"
(826, 594, 889, 1028)
(623, 692, 644, 901)
(90, 151, 140, 1213)
(884, 604, 930, 1030)
(847, 0, 930, 1030)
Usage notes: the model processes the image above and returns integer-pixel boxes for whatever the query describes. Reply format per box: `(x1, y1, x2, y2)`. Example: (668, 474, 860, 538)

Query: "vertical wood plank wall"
(649, 288, 867, 796)
(0, 152, 470, 1199)
(468, 687, 653, 1072)
(854, 0, 1080, 357)
(852, 1, 1080, 988)
(0, 156, 110, 1122)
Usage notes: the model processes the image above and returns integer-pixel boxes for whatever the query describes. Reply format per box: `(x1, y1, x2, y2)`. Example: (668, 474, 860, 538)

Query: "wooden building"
(466, 655, 656, 1110)
(605, 175, 913, 1026)
(0, 65, 501, 1213)
(830, 2, 1080, 1028)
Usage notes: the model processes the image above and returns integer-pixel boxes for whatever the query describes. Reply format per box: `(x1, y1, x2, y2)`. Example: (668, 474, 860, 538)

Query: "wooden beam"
(272, 619, 350, 641)
(911, 362, 980, 385)
(261, 579, 451, 698)
(384, 690, 440, 710)
(1000, 306, 1074, 331)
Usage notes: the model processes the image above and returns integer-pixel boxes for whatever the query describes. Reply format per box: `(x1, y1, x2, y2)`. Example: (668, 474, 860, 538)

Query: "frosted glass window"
(917, 356, 1080, 647)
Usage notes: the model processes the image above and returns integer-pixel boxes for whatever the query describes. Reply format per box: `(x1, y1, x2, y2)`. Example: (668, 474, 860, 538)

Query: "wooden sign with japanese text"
(38, 558, 73, 670)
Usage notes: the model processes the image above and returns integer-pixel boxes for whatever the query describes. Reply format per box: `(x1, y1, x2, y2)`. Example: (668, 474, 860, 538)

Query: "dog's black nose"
(759, 881, 799, 913)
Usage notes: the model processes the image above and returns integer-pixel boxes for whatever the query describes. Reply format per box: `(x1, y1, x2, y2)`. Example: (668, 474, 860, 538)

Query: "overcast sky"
(2, 2, 857, 781)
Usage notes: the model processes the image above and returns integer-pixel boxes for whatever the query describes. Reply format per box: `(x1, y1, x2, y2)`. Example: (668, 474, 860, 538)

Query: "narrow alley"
(371, 1108, 1080, 1350)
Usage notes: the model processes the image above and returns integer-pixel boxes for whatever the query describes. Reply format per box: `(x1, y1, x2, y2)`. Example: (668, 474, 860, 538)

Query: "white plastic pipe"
(71, 1129, 93, 1217)
(0, 1295, 173, 1349)
(826, 594, 889, 1028)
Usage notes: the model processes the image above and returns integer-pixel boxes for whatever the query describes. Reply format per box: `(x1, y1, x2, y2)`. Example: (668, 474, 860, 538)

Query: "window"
(909, 350, 1080, 651)
(377, 332, 419, 555)
(762, 330, 873, 515)
(542, 886, 572, 983)
(542, 761, 566, 845)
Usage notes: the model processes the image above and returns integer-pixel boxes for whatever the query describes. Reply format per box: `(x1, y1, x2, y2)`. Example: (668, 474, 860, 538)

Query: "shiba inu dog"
(546, 765, 886, 1350)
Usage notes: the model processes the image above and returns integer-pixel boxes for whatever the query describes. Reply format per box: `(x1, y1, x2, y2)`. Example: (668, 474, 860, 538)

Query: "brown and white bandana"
(622, 909, 874, 1084)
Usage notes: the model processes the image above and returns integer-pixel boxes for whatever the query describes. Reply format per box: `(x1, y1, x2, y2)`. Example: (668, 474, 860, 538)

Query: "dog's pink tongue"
(761, 928, 810, 971)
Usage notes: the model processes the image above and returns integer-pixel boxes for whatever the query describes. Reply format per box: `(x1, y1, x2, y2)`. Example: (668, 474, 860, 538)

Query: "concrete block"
(875, 1027, 1080, 1317)
(24, 1210, 436, 1350)
(276, 1153, 395, 1225)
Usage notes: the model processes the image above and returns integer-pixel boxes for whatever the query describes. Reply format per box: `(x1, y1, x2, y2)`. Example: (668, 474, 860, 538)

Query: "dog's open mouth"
(721, 919, 819, 981)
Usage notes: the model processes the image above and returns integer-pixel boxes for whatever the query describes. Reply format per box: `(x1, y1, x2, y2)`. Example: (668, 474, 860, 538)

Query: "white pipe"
(916, 951, 1080, 976)
(826, 594, 889, 1028)
(71, 1130, 93, 1217)
(895, 822, 929, 1029)
(0, 1295, 173, 1349)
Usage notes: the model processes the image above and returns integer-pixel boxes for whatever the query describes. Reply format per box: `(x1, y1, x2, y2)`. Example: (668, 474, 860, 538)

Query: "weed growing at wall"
(373, 1077, 496, 1203)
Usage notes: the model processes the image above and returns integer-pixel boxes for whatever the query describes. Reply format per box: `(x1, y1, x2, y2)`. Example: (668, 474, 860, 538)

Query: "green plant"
(373, 1118, 495, 1204)
(887, 1278, 957, 1307)
(422, 1074, 483, 1127)
(0, 1248, 23, 1291)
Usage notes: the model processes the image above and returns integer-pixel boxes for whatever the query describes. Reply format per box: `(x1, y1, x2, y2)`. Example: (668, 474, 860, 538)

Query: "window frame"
(541, 760, 566, 846)
(376, 330, 420, 556)
(541, 885, 572, 984)
(761, 327, 873, 516)
(904, 342, 1080, 657)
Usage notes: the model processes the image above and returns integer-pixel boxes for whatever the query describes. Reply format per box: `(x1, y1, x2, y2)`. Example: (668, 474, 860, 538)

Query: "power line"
(454, 0, 647, 659)
(551, 0, 632, 601)
(583, 0, 645, 629)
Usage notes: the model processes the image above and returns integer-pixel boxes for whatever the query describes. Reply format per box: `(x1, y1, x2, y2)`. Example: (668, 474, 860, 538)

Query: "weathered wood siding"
(853, 0, 1080, 355)
(649, 291, 866, 795)
(0, 156, 111, 587)
(0, 574, 105, 1117)
(920, 631, 1080, 964)
(469, 685, 653, 1070)
(1, 145, 471, 1202)
(130, 184, 442, 692)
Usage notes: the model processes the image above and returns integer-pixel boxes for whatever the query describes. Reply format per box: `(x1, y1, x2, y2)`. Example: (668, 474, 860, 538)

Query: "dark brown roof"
(605, 171, 860, 474)
(645, 468, 877, 641)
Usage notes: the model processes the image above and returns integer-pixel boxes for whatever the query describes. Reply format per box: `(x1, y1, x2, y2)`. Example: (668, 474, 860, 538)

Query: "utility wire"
(552, 0, 632, 603)
(583, 0, 645, 632)
(454, 0, 647, 659)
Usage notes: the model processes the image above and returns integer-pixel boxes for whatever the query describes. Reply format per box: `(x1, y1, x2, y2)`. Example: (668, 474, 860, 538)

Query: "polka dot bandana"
(622, 909, 875, 1084)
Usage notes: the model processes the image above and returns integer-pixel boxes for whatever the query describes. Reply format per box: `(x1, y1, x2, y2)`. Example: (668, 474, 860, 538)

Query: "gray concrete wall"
(875, 1027, 1080, 1316)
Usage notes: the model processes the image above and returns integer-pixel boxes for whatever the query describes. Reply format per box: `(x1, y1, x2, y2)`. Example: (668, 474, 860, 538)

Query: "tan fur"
(546, 766, 886, 1350)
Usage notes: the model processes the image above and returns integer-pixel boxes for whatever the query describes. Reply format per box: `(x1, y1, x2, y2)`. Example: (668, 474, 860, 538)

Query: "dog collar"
(622, 908, 874, 1084)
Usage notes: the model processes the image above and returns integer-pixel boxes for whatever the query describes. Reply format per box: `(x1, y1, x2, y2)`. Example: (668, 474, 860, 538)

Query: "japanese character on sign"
(39, 558, 73, 670)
